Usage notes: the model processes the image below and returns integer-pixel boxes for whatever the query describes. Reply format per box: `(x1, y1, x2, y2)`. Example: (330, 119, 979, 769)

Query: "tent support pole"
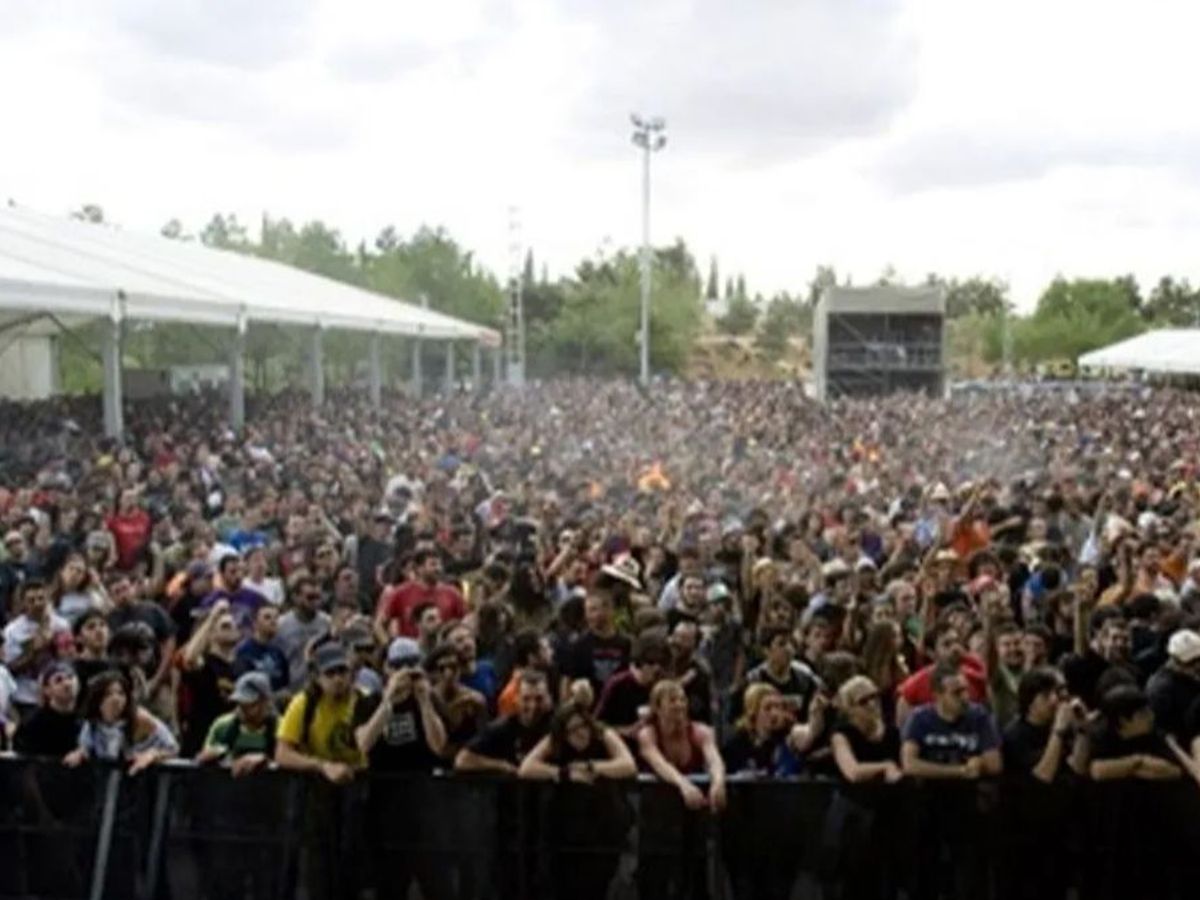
(101, 307, 123, 439)
(411, 335, 423, 396)
(309, 326, 324, 408)
(229, 313, 246, 431)
(492, 346, 502, 385)
(444, 341, 455, 393)
(471, 342, 482, 390)
(368, 332, 383, 409)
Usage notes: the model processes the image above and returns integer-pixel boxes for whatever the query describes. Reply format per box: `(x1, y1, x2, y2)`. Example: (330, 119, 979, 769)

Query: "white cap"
(1167, 629, 1200, 664)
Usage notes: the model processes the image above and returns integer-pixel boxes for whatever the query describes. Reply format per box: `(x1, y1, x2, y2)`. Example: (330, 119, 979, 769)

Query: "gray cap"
(313, 641, 351, 674)
(229, 671, 272, 704)
(387, 636, 423, 668)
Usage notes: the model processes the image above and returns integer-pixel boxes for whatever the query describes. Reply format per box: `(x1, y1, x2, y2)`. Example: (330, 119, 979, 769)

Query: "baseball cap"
(342, 623, 375, 650)
(707, 582, 732, 604)
(1167, 629, 1200, 664)
(229, 671, 273, 704)
(40, 661, 76, 685)
(313, 641, 351, 674)
(386, 637, 423, 668)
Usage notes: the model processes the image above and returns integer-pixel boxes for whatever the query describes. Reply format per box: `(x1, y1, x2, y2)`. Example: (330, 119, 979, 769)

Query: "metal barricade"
(4, 755, 1200, 900)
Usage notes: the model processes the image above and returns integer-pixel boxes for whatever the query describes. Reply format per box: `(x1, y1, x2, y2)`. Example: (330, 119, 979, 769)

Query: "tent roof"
(0, 204, 500, 345)
(1078, 329, 1200, 374)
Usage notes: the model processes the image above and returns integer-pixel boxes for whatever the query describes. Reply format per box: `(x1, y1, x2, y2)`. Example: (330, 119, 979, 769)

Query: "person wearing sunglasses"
(830, 676, 902, 784)
(822, 676, 903, 900)
(424, 642, 486, 758)
(901, 661, 1002, 899)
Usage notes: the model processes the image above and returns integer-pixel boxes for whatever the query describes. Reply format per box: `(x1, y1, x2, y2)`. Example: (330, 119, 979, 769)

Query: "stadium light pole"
(631, 114, 666, 385)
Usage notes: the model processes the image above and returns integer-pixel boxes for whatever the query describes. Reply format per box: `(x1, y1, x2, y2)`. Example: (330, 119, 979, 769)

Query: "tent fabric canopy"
(0, 203, 500, 345)
(1078, 329, 1200, 375)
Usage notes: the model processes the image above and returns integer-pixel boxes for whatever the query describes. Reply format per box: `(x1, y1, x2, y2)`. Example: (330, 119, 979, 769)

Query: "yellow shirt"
(277, 690, 365, 768)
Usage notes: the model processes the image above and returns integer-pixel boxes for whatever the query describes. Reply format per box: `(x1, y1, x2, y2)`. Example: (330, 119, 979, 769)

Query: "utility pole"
(631, 114, 667, 385)
(505, 205, 525, 387)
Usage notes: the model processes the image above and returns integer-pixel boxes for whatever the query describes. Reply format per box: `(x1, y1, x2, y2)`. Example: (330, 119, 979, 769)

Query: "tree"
(200, 213, 250, 250)
(735, 274, 747, 300)
(806, 265, 839, 307)
(716, 293, 759, 335)
(724, 277, 735, 299)
(705, 257, 720, 300)
(1144, 276, 1200, 326)
(72, 204, 105, 224)
(160, 219, 190, 240)
(875, 264, 898, 287)
(940, 276, 1011, 318)
(1017, 277, 1144, 362)
(755, 293, 809, 360)
(522, 249, 535, 288)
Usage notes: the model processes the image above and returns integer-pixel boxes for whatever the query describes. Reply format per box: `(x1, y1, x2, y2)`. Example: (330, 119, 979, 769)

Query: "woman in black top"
(825, 676, 904, 900)
(829, 676, 902, 783)
(520, 701, 636, 900)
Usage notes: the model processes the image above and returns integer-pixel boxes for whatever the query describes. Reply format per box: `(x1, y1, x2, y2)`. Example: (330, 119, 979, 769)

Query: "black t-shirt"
(1146, 666, 1200, 742)
(14, 707, 81, 757)
(1089, 726, 1174, 763)
(721, 728, 786, 775)
(352, 694, 443, 772)
(1062, 652, 1139, 708)
(466, 712, 550, 766)
(1002, 718, 1059, 778)
(831, 720, 900, 770)
(563, 632, 631, 694)
(595, 670, 650, 728)
(181, 653, 237, 756)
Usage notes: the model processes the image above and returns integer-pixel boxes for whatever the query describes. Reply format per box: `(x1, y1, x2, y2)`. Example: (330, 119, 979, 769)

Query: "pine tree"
(705, 256, 720, 300)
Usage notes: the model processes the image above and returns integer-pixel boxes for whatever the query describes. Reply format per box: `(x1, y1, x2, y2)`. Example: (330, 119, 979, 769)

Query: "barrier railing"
(2, 754, 1200, 900)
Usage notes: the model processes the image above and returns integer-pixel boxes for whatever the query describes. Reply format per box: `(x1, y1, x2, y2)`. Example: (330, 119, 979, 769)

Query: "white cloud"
(2, 0, 1200, 317)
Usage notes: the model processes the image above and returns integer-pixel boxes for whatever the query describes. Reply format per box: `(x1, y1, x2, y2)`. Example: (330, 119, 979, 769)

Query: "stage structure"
(812, 285, 946, 402)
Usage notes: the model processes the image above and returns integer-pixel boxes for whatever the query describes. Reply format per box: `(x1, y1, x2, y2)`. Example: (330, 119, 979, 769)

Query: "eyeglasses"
(322, 666, 351, 677)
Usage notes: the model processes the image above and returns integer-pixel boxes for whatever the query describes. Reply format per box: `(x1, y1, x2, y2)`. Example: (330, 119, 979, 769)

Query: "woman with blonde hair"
(823, 675, 903, 900)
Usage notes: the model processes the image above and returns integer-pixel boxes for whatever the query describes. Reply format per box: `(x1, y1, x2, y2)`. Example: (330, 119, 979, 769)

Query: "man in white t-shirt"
(2, 578, 70, 713)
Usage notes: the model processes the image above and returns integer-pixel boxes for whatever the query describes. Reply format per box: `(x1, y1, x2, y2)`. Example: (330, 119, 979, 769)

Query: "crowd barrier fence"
(2, 754, 1200, 900)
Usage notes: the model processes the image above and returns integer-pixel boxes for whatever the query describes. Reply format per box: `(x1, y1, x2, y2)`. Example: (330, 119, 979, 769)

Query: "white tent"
(0, 203, 503, 434)
(1078, 329, 1200, 375)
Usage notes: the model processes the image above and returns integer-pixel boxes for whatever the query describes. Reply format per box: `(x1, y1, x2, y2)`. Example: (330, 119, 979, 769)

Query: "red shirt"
(377, 579, 467, 637)
(896, 654, 989, 707)
(106, 509, 151, 571)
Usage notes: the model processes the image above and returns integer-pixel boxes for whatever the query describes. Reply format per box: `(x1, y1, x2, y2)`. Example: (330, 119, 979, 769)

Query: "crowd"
(3, 378, 1200, 898)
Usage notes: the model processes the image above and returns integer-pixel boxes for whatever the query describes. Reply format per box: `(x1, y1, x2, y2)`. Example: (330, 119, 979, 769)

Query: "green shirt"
(204, 711, 274, 759)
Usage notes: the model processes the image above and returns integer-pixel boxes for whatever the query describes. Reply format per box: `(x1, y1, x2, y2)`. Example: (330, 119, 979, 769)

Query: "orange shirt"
(496, 672, 520, 718)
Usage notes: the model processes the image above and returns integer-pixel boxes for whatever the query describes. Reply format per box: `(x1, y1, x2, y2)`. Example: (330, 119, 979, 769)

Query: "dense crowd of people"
(3, 378, 1200, 898)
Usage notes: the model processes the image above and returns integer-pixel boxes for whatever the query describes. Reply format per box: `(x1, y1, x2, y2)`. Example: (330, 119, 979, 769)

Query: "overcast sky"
(2, 0, 1197, 309)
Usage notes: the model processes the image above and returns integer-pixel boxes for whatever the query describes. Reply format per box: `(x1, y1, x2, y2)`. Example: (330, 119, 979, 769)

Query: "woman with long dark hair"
(519, 700, 636, 900)
(64, 670, 177, 772)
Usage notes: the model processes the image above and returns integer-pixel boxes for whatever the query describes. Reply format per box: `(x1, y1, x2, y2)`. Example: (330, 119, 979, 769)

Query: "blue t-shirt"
(234, 639, 290, 692)
(463, 660, 499, 706)
(227, 529, 269, 554)
(901, 703, 999, 766)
